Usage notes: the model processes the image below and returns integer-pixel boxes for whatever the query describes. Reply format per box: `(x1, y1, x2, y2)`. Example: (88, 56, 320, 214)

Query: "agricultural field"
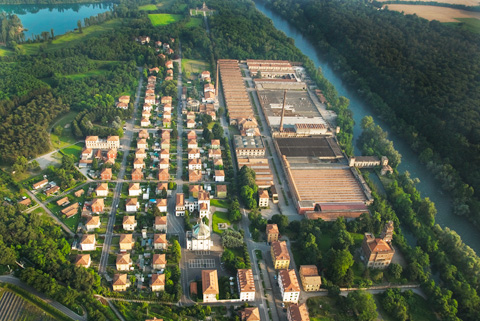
(0, 19, 124, 56)
(0, 290, 57, 321)
(138, 4, 158, 11)
(384, 4, 480, 22)
(445, 17, 480, 33)
(377, 0, 480, 5)
(148, 14, 183, 26)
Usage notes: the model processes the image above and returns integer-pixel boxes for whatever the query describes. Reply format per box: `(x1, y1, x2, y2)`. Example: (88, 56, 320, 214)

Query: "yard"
(212, 211, 231, 234)
(49, 111, 78, 150)
(59, 143, 84, 159)
(211, 199, 230, 209)
(182, 59, 209, 77)
(185, 17, 203, 28)
(138, 4, 158, 11)
(148, 14, 183, 26)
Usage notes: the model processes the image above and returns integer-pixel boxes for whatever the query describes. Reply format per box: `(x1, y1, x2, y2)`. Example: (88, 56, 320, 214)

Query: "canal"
(254, 1, 479, 254)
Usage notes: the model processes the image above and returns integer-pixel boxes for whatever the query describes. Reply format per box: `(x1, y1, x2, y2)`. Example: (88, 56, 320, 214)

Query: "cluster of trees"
(0, 13, 24, 46)
(72, 106, 126, 138)
(358, 116, 402, 169)
(238, 166, 257, 209)
(45, 154, 85, 190)
(221, 229, 244, 248)
(262, 0, 480, 229)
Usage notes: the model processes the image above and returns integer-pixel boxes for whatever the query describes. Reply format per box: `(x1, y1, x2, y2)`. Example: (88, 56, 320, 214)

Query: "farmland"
(148, 14, 183, 26)
(138, 4, 158, 11)
(377, 0, 480, 5)
(0, 290, 57, 321)
(384, 4, 480, 22)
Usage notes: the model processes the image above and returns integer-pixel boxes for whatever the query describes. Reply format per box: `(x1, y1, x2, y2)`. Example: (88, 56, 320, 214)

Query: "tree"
(77, 20, 82, 33)
(325, 248, 354, 284)
(212, 123, 224, 139)
(171, 126, 178, 139)
(228, 199, 242, 222)
(170, 239, 181, 264)
(388, 263, 403, 280)
(347, 290, 378, 321)
(203, 128, 213, 142)
(270, 214, 289, 234)
(50, 28, 54, 39)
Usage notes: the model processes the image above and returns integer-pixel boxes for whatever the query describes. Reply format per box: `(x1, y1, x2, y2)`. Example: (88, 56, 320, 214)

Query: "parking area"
(188, 258, 216, 268)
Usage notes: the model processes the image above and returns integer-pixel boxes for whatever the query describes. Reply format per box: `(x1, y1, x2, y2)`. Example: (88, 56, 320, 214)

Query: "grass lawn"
(148, 14, 183, 26)
(185, 17, 203, 28)
(138, 4, 158, 11)
(228, 125, 240, 136)
(50, 111, 78, 149)
(212, 211, 231, 234)
(60, 143, 84, 159)
(307, 296, 338, 321)
(12, 19, 124, 56)
(211, 199, 230, 208)
(182, 59, 208, 76)
(0, 45, 13, 57)
(445, 17, 480, 34)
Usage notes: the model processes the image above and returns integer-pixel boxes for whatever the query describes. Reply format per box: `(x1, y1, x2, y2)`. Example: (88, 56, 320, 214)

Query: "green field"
(182, 58, 209, 76)
(148, 14, 183, 26)
(50, 111, 78, 150)
(138, 4, 158, 11)
(0, 19, 124, 56)
(445, 18, 480, 34)
(211, 199, 230, 208)
(60, 143, 83, 158)
(212, 211, 231, 234)
(186, 17, 203, 28)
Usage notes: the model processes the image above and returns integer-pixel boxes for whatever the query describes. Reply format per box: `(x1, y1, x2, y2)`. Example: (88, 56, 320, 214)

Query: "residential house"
(112, 274, 129, 292)
(158, 169, 170, 181)
(116, 253, 132, 271)
(131, 168, 143, 180)
(188, 149, 200, 159)
(139, 130, 150, 140)
(161, 96, 172, 105)
(156, 199, 167, 213)
(143, 103, 153, 112)
(154, 216, 167, 232)
(56, 197, 69, 206)
(126, 198, 139, 212)
(79, 234, 95, 251)
(123, 216, 137, 231)
(33, 179, 48, 190)
(119, 234, 134, 251)
(186, 130, 197, 140)
(214, 170, 225, 182)
(211, 139, 220, 149)
(61, 203, 79, 218)
(107, 148, 117, 160)
(91, 198, 104, 213)
(214, 158, 223, 168)
(152, 253, 166, 269)
(237, 269, 256, 301)
(186, 111, 196, 120)
(156, 182, 168, 195)
(161, 139, 170, 149)
(149, 67, 160, 74)
(74, 254, 91, 268)
(271, 241, 290, 269)
(209, 149, 222, 159)
(137, 139, 148, 149)
(81, 148, 93, 160)
(362, 232, 395, 269)
(117, 102, 128, 109)
(187, 139, 197, 149)
(133, 158, 145, 169)
(202, 270, 219, 303)
(141, 118, 151, 127)
(287, 303, 310, 321)
(189, 170, 202, 182)
(203, 91, 215, 103)
(299, 265, 321, 292)
(142, 110, 151, 119)
(74, 189, 85, 197)
(204, 83, 215, 93)
(258, 189, 269, 208)
(216, 185, 227, 198)
(189, 185, 202, 198)
(165, 60, 173, 69)
(151, 274, 165, 292)
(166, 69, 173, 77)
(161, 130, 170, 140)
(266, 224, 279, 243)
(159, 158, 169, 170)
(135, 148, 147, 159)
(201, 71, 210, 79)
(100, 168, 112, 180)
(188, 158, 202, 170)
(45, 185, 60, 196)
(85, 216, 100, 232)
(160, 149, 169, 159)
(119, 96, 130, 104)
(176, 193, 185, 216)
(18, 198, 32, 207)
(279, 269, 300, 303)
(153, 234, 167, 250)
(163, 110, 171, 119)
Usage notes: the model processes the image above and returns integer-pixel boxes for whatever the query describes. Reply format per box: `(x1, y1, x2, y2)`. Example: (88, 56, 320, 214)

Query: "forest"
(261, 0, 480, 229)
(0, 12, 24, 45)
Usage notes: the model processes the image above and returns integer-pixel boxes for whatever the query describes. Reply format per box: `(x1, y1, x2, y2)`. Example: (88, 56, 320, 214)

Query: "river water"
(254, 1, 479, 254)
(0, 2, 113, 39)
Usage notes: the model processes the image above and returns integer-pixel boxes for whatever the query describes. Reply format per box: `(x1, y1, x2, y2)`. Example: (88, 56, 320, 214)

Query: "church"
(186, 221, 213, 251)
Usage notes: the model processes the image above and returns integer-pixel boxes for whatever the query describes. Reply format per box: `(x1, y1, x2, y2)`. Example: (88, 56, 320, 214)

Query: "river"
(254, 1, 479, 254)
(0, 2, 113, 39)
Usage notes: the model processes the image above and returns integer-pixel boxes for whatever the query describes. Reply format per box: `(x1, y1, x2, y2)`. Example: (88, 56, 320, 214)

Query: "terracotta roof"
(271, 241, 290, 261)
(75, 254, 90, 266)
(80, 234, 95, 245)
(259, 189, 269, 199)
(154, 234, 167, 244)
(155, 216, 167, 225)
(123, 216, 136, 225)
(198, 191, 210, 201)
(107, 136, 119, 141)
(211, 139, 220, 145)
(266, 224, 279, 235)
(241, 307, 260, 321)
(200, 203, 208, 210)
(126, 198, 137, 206)
(188, 148, 200, 155)
(129, 183, 140, 191)
(176, 193, 184, 206)
(101, 168, 112, 175)
(216, 185, 227, 192)
(96, 183, 108, 191)
(157, 182, 168, 190)
(119, 234, 133, 244)
(116, 253, 130, 265)
(237, 269, 255, 293)
(137, 138, 147, 145)
(82, 148, 92, 154)
(156, 199, 167, 206)
(56, 197, 69, 206)
(86, 216, 100, 226)
(214, 159, 223, 166)
(288, 303, 310, 321)
(113, 274, 127, 286)
(85, 136, 98, 141)
(366, 234, 394, 253)
(152, 273, 165, 286)
(189, 185, 201, 193)
(92, 198, 104, 207)
(160, 149, 169, 155)
(299, 265, 319, 277)
(279, 269, 300, 292)
(202, 270, 219, 295)
(153, 253, 166, 265)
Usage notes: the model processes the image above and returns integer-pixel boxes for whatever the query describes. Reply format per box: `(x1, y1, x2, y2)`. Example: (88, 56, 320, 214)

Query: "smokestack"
(279, 90, 287, 132)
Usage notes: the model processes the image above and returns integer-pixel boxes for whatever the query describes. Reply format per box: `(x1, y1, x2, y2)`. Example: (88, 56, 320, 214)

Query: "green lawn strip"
(50, 111, 79, 149)
(148, 14, 183, 26)
(211, 199, 230, 208)
(18, 19, 124, 55)
(182, 58, 208, 76)
(0, 284, 71, 321)
(185, 17, 203, 28)
(444, 18, 480, 34)
(212, 211, 231, 234)
(138, 4, 158, 11)
(59, 143, 84, 159)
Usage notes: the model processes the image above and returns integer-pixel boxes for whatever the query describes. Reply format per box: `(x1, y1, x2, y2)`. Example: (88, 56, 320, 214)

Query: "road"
(0, 275, 86, 321)
(98, 67, 144, 275)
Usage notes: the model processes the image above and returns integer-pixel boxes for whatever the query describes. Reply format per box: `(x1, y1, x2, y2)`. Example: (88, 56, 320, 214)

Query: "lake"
(0, 2, 113, 39)
(254, 1, 479, 254)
